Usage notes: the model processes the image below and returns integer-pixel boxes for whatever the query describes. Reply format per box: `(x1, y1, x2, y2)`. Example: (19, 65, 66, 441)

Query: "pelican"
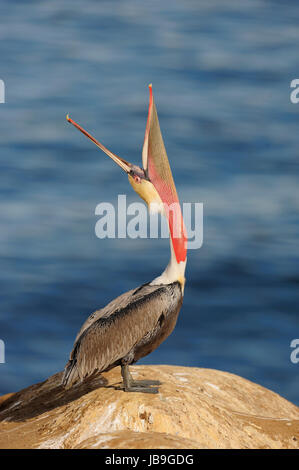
(63, 85, 187, 393)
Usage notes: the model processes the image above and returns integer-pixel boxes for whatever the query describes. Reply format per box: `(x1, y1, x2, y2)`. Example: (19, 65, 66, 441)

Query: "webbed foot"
(131, 379, 161, 387)
(124, 385, 159, 394)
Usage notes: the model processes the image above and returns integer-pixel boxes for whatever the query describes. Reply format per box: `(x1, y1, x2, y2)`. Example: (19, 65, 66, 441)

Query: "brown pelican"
(63, 85, 187, 393)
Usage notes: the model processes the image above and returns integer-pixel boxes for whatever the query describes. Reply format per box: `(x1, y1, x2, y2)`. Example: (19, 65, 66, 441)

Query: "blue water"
(0, 1, 299, 406)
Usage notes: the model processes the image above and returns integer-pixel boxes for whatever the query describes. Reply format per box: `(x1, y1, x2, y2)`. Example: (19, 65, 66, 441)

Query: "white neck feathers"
(150, 235, 187, 293)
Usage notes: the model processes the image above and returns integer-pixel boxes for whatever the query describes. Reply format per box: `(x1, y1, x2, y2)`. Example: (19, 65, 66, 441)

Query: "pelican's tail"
(62, 359, 80, 389)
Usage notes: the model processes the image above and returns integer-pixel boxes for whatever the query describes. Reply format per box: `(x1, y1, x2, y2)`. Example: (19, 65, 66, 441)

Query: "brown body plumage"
(63, 282, 182, 388)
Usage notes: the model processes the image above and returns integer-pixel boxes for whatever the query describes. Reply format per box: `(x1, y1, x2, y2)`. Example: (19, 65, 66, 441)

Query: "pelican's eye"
(133, 175, 141, 184)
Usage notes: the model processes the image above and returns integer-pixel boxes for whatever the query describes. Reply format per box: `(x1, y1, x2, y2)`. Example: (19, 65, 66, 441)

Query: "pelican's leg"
(121, 365, 160, 394)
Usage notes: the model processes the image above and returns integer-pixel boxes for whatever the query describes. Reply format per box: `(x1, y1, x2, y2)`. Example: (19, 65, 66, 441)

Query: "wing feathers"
(63, 283, 181, 387)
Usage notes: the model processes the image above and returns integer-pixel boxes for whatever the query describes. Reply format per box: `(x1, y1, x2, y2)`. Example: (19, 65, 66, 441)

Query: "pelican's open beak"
(66, 114, 131, 174)
(66, 85, 187, 266)
(141, 85, 187, 264)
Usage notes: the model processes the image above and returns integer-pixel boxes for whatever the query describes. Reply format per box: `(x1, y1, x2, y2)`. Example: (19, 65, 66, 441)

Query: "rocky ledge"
(0, 365, 298, 449)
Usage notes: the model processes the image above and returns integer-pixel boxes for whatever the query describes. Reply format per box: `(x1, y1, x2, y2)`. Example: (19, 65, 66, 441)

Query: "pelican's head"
(67, 85, 187, 287)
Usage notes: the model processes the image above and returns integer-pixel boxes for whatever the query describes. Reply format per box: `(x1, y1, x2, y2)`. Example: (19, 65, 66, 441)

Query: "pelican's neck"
(150, 236, 187, 293)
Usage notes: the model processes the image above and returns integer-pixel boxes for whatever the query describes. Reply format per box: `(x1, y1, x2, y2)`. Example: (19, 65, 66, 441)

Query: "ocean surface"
(0, 0, 298, 405)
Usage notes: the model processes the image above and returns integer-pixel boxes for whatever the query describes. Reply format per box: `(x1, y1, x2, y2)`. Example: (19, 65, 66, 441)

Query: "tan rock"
(0, 365, 298, 449)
